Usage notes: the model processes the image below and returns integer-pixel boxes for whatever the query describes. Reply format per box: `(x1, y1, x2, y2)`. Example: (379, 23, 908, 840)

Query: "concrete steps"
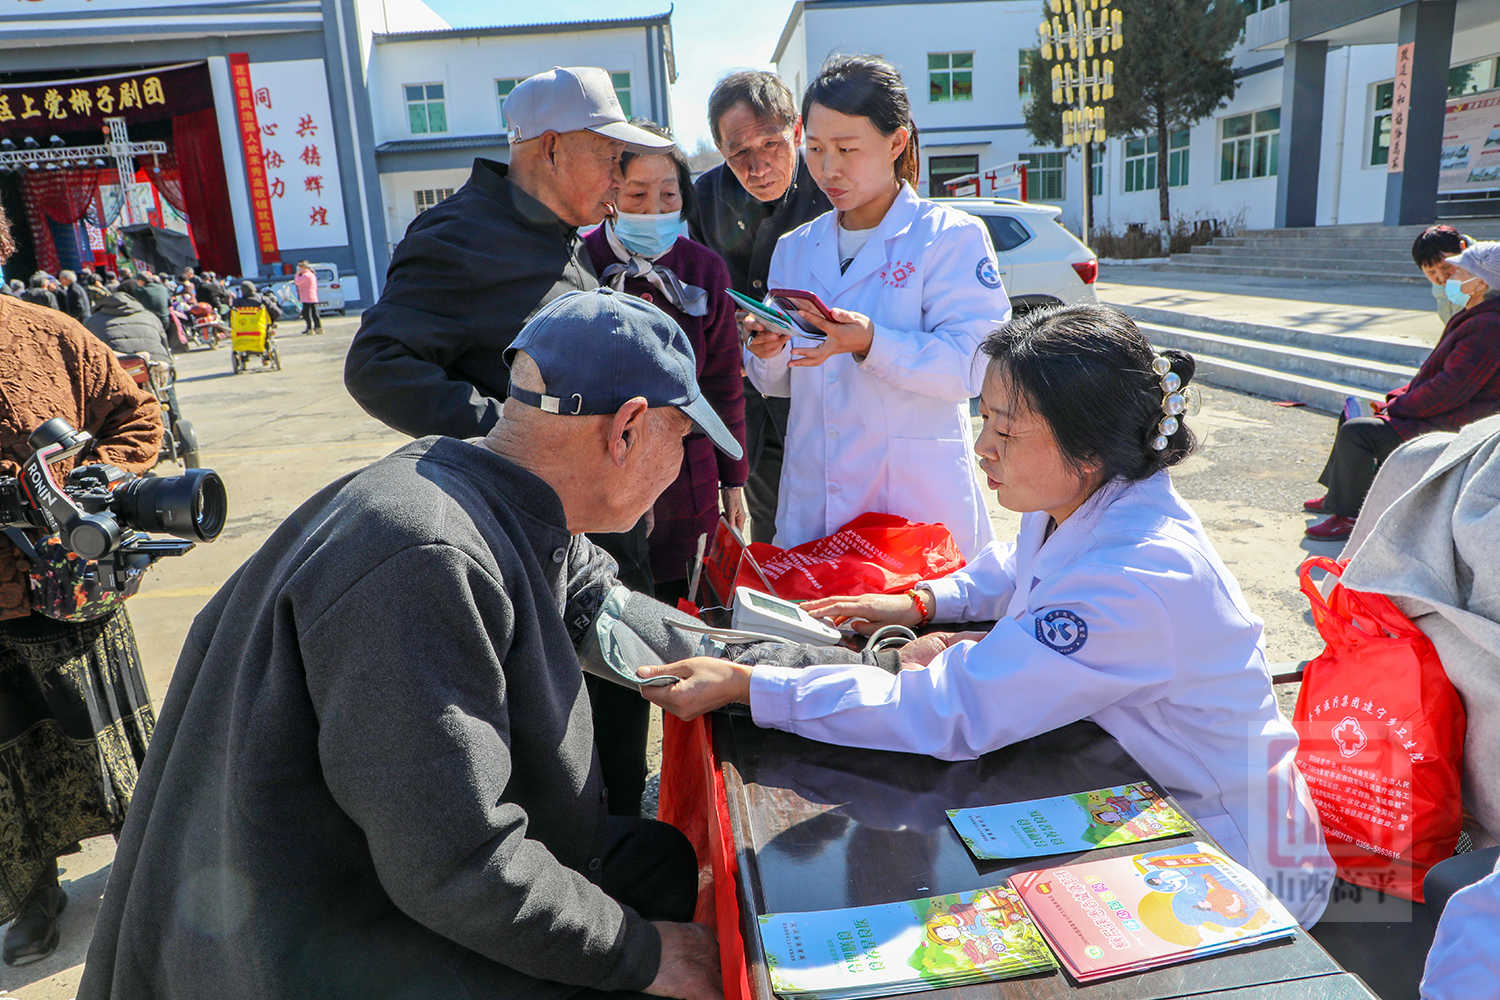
(1119, 303, 1424, 414)
(1150, 218, 1500, 284)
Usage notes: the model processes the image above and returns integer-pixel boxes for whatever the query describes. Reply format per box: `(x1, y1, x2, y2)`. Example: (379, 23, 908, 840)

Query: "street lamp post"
(1038, 0, 1124, 243)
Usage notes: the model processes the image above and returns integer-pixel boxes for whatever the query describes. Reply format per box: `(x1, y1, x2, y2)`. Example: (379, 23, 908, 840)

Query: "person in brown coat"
(0, 202, 163, 966)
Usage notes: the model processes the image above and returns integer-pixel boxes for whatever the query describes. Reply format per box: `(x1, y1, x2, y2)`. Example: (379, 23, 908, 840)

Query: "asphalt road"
(0, 318, 1344, 997)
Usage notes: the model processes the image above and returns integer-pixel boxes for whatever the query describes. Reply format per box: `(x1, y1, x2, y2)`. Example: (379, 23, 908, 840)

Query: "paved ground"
(0, 315, 1346, 997)
(1098, 266, 1444, 346)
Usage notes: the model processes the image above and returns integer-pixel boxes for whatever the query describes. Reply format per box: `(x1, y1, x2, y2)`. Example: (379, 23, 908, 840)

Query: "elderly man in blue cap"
(79, 289, 734, 1000)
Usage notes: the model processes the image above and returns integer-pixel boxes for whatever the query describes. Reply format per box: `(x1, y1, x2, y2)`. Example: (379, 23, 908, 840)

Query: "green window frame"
(1018, 49, 1035, 102)
(404, 83, 447, 135)
(1020, 151, 1066, 201)
(611, 71, 632, 118)
(928, 52, 974, 103)
(497, 78, 523, 127)
(1219, 108, 1279, 181)
(1124, 129, 1190, 192)
(1370, 81, 1393, 167)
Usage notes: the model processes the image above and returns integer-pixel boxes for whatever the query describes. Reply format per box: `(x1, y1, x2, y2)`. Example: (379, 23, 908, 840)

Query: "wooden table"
(709, 712, 1376, 999)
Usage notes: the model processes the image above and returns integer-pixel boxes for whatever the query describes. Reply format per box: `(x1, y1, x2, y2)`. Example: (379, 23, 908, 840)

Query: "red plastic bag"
(744, 512, 965, 601)
(1291, 556, 1465, 901)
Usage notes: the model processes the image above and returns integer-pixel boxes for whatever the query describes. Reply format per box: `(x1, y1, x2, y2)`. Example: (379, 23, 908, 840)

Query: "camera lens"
(110, 469, 227, 542)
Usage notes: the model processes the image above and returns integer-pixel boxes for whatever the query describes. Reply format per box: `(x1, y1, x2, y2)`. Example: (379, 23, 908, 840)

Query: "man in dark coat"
(690, 71, 831, 544)
(19, 274, 59, 312)
(84, 291, 172, 360)
(123, 272, 174, 342)
(76, 290, 735, 1000)
(57, 269, 91, 322)
(345, 67, 671, 439)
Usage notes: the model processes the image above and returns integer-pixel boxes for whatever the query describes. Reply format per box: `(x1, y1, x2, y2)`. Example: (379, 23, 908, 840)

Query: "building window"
(1369, 81, 1393, 166)
(1449, 57, 1499, 98)
(928, 154, 979, 197)
(1124, 129, 1189, 191)
(414, 188, 455, 215)
(929, 52, 974, 103)
(405, 83, 447, 134)
(1219, 108, 1279, 181)
(497, 78, 523, 127)
(1020, 151, 1066, 200)
(1018, 49, 1035, 102)
(1239, 0, 1284, 12)
(1091, 152, 1104, 196)
(611, 71, 633, 118)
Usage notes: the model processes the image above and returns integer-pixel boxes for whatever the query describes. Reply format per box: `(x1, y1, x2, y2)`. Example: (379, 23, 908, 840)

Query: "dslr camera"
(0, 418, 227, 593)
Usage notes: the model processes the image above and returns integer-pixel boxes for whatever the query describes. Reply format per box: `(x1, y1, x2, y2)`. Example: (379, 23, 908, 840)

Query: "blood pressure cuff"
(576, 585, 903, 691)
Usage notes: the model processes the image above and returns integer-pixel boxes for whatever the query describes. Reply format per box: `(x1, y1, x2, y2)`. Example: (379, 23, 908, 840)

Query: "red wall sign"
(229, 52, 280, 265)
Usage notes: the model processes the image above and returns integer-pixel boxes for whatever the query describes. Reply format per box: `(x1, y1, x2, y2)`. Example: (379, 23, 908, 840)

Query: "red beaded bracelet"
(907, 587, 932, 624)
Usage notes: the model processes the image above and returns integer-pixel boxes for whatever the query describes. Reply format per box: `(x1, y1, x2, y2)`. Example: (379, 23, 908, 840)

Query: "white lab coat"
(750, 472, 1336, 926)
(746, 183, 1007, 558)
(1421, 854, 1500, 998)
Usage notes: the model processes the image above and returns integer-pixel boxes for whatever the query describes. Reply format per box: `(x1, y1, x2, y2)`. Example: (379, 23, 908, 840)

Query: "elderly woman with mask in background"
(581, 120, 748, 820)
(1305, 241, 1500, 540)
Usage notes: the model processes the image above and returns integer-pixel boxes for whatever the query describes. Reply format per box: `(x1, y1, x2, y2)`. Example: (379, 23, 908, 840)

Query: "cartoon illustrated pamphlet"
(946, 782, 1194, 860)
(757, 885, 1057, 999)
(1009, 842, 1299, 982)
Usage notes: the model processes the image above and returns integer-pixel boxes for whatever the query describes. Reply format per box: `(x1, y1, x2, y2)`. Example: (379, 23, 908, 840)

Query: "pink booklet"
(1009, 842, 1299, 982)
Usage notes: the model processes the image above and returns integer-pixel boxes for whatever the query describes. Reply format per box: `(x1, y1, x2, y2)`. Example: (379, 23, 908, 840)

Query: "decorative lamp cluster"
(1035, 0, 1125, 239)
(1149, 356, 1185, 452)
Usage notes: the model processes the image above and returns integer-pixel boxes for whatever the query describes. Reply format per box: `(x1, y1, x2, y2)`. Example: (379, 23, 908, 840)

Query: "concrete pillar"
(1274, 39, 1327, 229)
(1383, 0, 1456, 226)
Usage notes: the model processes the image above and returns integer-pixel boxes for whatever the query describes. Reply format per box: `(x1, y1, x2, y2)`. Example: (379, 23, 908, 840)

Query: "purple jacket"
(584, 228, 748, 584)
(1385, 297, 1500, 440)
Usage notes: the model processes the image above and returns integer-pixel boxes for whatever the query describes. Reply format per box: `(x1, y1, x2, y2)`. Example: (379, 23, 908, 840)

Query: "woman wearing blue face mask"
(1305, 241, 1500, 540)
(582, 121, 750, 595)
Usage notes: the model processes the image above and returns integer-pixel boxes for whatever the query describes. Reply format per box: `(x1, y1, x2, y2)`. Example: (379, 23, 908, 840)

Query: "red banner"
(228, 52, 280, 265)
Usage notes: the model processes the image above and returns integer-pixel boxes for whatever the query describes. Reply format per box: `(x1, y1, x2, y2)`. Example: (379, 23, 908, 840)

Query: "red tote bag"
(745, 512, 965, 601)
(1291, 556, 1466, 901)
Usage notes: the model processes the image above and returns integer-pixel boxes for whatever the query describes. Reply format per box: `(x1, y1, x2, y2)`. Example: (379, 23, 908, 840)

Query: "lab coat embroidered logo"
(1333, 716, 1369, 758)
(1035, 609, 1087, 654)
(975, 257, 1002, 288)
(881, 260, 917, 288)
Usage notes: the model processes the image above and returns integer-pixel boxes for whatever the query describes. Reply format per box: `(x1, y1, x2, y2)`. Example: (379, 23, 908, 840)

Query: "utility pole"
(1038, 0, 1124, 244)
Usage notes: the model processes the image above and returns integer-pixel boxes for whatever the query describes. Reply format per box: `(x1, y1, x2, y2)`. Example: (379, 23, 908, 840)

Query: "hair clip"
(1149, 356, 1185, 451)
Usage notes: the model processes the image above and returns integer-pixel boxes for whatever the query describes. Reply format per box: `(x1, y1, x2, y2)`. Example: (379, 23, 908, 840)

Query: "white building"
(771, 0, 1500, 236)
(369, 13, 677, 246)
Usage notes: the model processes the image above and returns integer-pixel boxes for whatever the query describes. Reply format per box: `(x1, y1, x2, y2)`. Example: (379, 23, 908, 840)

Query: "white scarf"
(599, 221, 708, 317)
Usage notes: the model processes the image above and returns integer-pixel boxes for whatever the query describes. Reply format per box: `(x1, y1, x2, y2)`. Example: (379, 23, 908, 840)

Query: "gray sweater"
(77, 437, 659, 998)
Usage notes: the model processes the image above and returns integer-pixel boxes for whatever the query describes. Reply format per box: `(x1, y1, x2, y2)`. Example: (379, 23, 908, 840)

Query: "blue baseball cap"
(505, 288, 743, 461)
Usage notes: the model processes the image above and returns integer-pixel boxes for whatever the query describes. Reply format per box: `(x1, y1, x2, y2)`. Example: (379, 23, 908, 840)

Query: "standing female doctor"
(645, 306, 1336, 926)
(743, 55, 1010, 558)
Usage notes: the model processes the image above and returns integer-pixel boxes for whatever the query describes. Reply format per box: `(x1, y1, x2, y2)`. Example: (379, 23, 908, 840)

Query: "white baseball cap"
(503, 67, 674, 152)
(1447, 241, 1500, 289)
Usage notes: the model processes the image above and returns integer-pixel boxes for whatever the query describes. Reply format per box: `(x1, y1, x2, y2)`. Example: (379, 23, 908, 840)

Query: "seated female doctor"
(742, 55, 1009, 559)
(645, 305, 1336, 926)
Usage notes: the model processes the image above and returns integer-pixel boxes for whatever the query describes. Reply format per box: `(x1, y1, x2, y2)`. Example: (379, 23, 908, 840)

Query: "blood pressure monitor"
(730, 587, 842, 645)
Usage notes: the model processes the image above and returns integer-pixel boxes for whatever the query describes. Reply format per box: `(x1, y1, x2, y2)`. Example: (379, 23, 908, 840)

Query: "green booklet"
(946, 782, 1194, 861)
(726, 287, 824, 338)
(758, 885, 1056, 1000)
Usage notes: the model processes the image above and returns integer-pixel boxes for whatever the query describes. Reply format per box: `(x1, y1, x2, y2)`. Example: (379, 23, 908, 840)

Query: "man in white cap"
(346, 66, 672, 440)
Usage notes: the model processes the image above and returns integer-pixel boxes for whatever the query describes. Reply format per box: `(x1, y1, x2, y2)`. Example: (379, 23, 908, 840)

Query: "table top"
(711, 713, 1374, 1000)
